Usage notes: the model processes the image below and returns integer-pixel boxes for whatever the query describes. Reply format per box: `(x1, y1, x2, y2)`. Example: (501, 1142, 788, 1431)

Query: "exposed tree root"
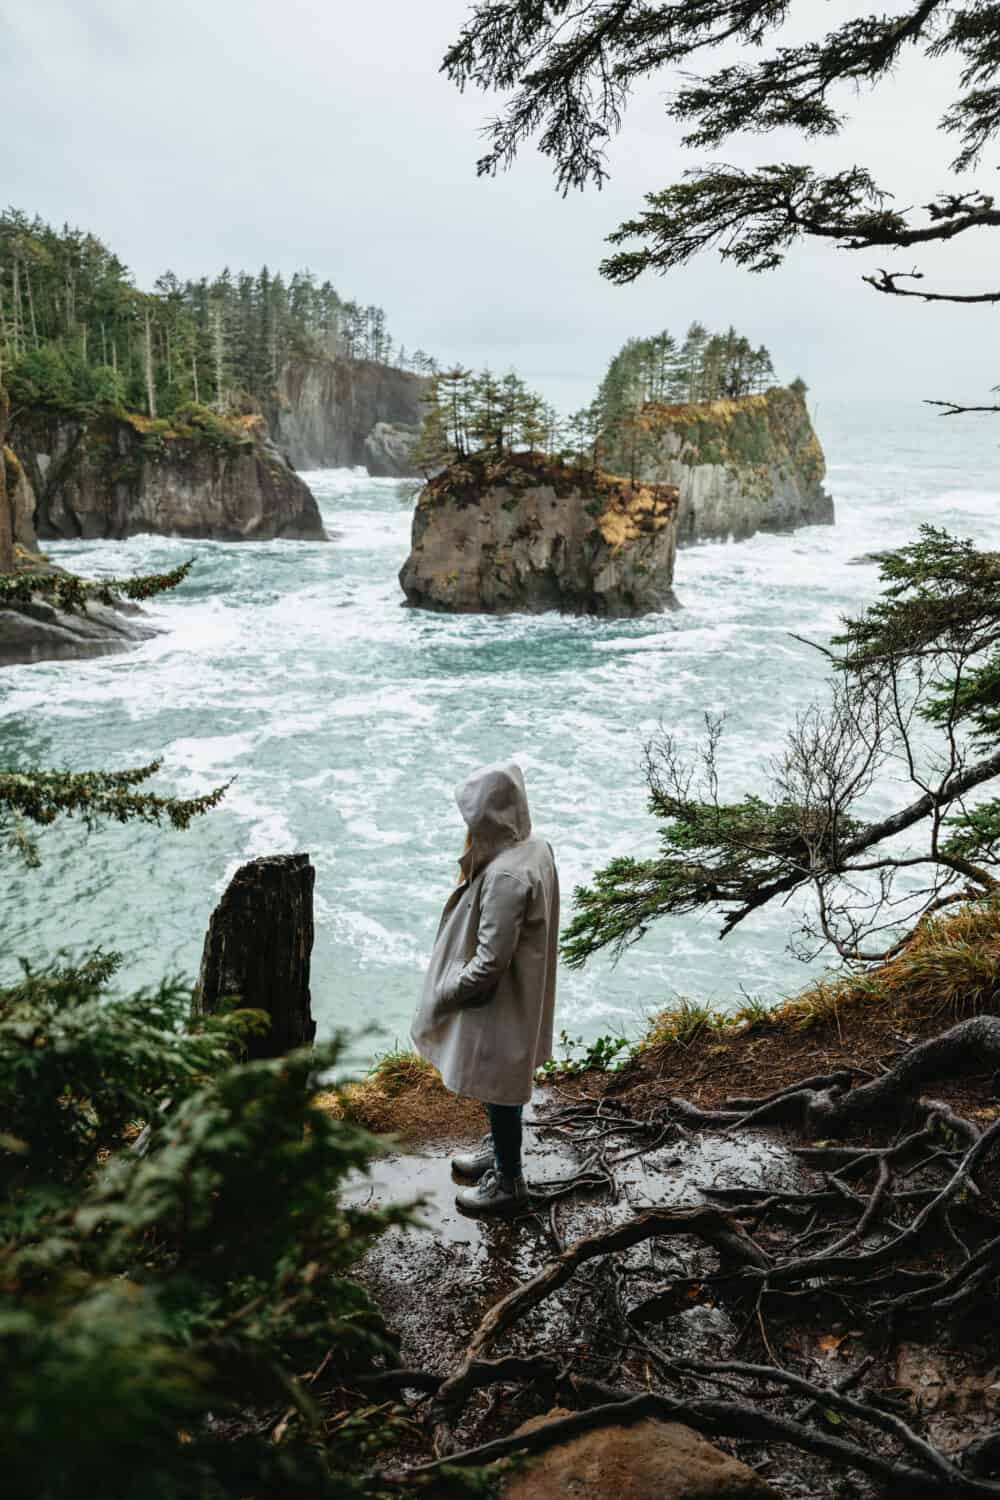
(669, 1016, 1000, 1136)
(433, 1206, 769, 1411)
(384, 1381, 1000, 1495)
(378, 1019, 1000, 1495)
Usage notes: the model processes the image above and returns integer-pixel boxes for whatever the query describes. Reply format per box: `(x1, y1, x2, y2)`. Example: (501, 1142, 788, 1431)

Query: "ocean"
(3, 397, 998, 1074)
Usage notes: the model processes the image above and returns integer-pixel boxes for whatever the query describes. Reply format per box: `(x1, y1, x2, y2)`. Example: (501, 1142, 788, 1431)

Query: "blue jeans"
(486, 1102, 523, 1178)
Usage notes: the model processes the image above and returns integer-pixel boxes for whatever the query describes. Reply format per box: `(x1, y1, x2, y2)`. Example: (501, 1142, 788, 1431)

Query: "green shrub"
(537, 1028, 633, 1078)
(0, 956, 424, 1498)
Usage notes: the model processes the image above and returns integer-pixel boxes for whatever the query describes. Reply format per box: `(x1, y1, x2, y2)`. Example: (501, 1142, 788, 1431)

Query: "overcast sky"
(6, 0, 998, 414)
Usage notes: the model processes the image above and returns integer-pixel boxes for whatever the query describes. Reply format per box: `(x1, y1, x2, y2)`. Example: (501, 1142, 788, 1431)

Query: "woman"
(411, 761, 559, 1216)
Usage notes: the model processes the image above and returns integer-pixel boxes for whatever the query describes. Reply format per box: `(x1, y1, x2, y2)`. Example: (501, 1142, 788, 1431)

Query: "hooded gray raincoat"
(410, 762, 559, 1106)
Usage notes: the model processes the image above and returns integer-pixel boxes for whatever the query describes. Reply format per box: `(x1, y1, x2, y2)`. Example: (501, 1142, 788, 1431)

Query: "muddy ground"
(342, 1048, 1000, 1499)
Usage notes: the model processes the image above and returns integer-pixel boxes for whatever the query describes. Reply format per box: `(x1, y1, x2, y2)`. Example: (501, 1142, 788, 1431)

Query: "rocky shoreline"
(11, 407, 326, 544)
(335, 926, 1000, 1499)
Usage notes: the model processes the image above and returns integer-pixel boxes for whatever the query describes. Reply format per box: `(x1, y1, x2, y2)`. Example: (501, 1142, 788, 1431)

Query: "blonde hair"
(457, 827, 472, 883)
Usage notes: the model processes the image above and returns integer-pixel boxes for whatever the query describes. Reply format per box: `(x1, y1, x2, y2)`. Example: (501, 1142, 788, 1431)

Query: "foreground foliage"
(445, 0, 1000, 378)
(0, 558, 195, 609)
(1, 956, 427, 1499)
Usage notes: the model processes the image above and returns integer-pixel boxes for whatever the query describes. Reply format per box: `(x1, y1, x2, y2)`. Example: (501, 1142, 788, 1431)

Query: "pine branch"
(0, 560, 194, 610)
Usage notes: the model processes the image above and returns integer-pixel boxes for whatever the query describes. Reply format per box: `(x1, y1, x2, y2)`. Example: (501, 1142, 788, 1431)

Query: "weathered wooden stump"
(194, 852, 317, 1059)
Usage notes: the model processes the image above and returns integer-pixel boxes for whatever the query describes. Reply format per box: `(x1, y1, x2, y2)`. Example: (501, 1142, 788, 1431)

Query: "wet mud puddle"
(347, 1091, 805, 1388)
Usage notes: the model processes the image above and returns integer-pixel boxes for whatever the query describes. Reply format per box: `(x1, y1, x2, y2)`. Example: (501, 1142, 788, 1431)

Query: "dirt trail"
(348, 1089, 803, 1387)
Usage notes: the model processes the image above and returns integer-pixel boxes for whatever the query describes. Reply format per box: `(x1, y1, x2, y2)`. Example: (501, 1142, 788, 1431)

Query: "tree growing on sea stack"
(412, 361, 562, 472)
(446, 0, 1000, 413)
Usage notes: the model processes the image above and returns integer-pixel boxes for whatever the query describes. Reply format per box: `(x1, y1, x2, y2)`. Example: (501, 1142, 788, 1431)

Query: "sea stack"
(399, 452, 679, 616)
(634, 384, 834, 543)
(11, 408, 327, 543)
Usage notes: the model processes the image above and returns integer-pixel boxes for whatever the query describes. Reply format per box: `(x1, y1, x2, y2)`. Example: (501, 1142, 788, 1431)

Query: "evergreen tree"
(0, 210, 422, 420)
(411, 375, 454, 474)
(563, 528, 1000, 969)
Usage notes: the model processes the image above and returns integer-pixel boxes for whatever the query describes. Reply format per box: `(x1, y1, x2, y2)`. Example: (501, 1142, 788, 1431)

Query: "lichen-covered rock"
(502, 1411, 778, 1499)
(399, 453, 678, 616)
(0, 392, 12, 575)
(637, 385, 833, 543)
(269, 353, 428, 473)
(12, 409, 326, 543)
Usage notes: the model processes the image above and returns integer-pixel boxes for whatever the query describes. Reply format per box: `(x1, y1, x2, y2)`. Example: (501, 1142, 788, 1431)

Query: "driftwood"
(194, 852, 316, 1059)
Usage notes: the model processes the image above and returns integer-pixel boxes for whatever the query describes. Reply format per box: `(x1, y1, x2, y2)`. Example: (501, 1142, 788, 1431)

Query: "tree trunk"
(0, 386, 13, 574)
(144, 307, 157, 419)
(194, 853, 317, 1059)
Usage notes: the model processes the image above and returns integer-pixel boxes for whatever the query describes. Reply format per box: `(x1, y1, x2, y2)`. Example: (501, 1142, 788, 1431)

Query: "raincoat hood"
(457, 761, 531, 879)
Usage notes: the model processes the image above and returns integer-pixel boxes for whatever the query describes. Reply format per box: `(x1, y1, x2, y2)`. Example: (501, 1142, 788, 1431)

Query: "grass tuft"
(777, 896, 1000, 1032)
(632, 898, 1000, 1062)
(638, 998, 726, 1051)
(315, 1045, 482, 1142)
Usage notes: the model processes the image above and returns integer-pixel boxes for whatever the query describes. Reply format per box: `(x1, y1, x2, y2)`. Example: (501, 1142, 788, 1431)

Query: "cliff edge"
(398, 452, 678, 616)
(634, 384, 833, 543)
(11, 406, 326, 543)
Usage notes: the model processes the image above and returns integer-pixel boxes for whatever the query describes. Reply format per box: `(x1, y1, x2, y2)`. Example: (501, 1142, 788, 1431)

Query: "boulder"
(399, 453, 679, 617)
(364, 420, 420, 478)
(502, 1410, 778, 1500)
(269, 353, 429, 473)
(0, 593, 157, 668)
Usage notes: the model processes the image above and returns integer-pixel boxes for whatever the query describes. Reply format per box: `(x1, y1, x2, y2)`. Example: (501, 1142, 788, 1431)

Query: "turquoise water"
(3, 399, 999, 1073)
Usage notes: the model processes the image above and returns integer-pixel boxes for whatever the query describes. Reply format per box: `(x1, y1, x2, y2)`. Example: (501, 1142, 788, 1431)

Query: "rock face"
(636, 385, 834, 543)
(269, 353, 428, 474)
(364, 421, 421, 478)
(0, 401, 159, 668)
(4, 445, 37, 553)
(0, 392, 13, 574)
(399, 453, 678, 616)
(11, 409, 326, 543)
(502, 1411, 778, 1500)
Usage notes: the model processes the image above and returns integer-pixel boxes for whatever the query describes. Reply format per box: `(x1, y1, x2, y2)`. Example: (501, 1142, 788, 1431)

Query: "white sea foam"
(4, 403, 1000, 1055)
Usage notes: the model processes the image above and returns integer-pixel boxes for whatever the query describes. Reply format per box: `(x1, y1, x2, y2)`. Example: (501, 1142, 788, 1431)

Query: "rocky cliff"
(399, 453, 678, 616)
(0, 397, 159, 666)
(634, 384, 833, 543)
(269, 354, 428, 475)
(11, 407, 326, 543)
